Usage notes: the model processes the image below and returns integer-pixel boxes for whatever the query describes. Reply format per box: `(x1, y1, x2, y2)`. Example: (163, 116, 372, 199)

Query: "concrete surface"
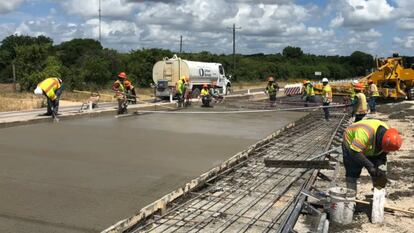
(0, 110, 306, 233)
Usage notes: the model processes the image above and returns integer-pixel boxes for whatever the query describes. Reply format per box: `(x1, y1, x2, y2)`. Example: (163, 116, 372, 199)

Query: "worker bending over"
(176, 76, 187, 107)
(200, 84, 212, 107)
(351, 83, 368, 122)
(367, 79, 379, 114)
(124, 80, 137, 104)
(342, 119, 402, 196)
(34, 77, 63, 118)
(321, 78, 333, 121)
(210, 81, 223, 103)
(302, 80, 315, 107)
(265, 77, 279, 107)
(113, 72, 128, 114)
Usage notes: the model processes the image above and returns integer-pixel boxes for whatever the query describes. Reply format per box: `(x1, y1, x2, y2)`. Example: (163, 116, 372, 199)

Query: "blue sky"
(0, 0, 414, 56)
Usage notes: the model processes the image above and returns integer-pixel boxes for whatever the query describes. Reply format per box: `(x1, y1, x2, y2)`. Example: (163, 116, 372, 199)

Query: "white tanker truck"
(152, 55, 232, 98)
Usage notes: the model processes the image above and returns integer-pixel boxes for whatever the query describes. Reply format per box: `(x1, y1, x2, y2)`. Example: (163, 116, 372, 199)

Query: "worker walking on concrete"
(265, 77, 279, 107)
(200, 84, 212, 107)
(210, 81, 223, 103)
(34, 77, 63, 118)
(367, 79, 380, 114)
(113, 72, 128, 114)
(321, 78, 333, 121)
(176, 76, 186, 108)
(124, 80, 138, 104)
(352, 83, 368, 122)
(342, 119, 402, 195)
(302, 80, 316, 107)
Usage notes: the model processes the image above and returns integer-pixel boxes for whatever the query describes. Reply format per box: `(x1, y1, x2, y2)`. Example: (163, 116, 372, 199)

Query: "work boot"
(40, 112, 52, 116)
(346, 177, 357, 197)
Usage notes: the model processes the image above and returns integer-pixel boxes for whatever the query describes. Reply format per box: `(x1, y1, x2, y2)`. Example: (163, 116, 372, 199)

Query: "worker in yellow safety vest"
(321, 78, 333, 121)
(367, 79, 380, 114)
(113, 72, 127, 114)
(34, 77, 63, 117)
(352, 83, 368, 122)
(302, 80, 315, 107)
(342, 119, 402, 195)
(124, 80, 138, 104)
(265, 76, 279, 107)
(176, 76, 187, 107)
(200, 84, 212, 107)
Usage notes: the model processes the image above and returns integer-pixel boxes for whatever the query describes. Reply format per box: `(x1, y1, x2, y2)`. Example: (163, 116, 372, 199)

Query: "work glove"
(372, 166, 388, 188)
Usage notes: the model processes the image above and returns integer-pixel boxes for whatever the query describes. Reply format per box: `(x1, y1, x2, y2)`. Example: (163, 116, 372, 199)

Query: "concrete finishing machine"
(152, 54, 232, 98)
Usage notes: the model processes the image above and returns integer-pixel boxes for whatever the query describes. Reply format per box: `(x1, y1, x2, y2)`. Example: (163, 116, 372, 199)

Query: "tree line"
(0, 35, 374, 91)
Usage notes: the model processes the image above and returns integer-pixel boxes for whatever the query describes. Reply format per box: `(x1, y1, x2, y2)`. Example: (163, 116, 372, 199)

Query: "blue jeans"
(368, 97, 377, 112)
(342, 143, 385, 178)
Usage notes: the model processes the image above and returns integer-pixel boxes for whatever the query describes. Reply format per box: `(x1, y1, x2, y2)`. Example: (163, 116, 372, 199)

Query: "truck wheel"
(192, 88, 200, 98)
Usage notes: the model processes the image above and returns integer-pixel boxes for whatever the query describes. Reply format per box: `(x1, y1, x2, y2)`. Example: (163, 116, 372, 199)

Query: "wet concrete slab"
(0, 111, 306, 233)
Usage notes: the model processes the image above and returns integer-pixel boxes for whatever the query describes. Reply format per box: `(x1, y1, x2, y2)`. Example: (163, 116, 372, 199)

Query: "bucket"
(328, 187, 355, 225)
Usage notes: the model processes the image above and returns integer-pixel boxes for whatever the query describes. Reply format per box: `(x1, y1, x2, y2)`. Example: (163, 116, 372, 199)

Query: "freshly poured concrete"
(0, 111, 306, 233)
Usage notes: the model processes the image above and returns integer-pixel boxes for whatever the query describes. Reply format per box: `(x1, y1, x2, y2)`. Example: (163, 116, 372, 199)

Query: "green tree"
(282, 46, 304, 59)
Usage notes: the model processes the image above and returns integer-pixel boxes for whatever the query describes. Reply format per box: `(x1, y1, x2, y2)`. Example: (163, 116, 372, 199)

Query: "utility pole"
(179, 35, 183, 54)
(99, 0, 102, 43)
(227, 24, 241, 77)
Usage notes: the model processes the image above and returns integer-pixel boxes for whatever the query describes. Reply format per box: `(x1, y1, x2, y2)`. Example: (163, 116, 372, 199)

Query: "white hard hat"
(322, 78, 329, 83)
(34, 86, 43, 95)
(352, 80, 359, 85)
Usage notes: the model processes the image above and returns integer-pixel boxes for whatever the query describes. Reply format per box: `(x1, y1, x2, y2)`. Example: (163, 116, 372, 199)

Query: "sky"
(0, 0, 414, 56)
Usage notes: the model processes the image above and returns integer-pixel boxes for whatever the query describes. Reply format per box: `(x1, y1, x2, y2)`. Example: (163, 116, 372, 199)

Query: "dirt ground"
(331, 100, 414, 233)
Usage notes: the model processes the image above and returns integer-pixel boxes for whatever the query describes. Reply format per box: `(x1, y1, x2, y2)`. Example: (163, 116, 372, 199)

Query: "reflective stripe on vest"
(38, 78, 60, 101)
(343, 119, 389, 156)
(355, 92, 368, 114)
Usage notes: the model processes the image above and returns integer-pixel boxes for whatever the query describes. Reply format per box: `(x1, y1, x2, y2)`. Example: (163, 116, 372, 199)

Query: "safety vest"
(306, 85, 315, 96)
(369, 83, 379, 97)
(200, 88, 209, 96)
(322, 84, 333, 103)
(355, 92, 368, 114)
(350, 89, 356, 101)
(38, 77, 61, 101)
(266, 83, 278, 95)
(113, 80, 125, 99)
(176, 80, 185, 94)
(343, 119, 389, 156)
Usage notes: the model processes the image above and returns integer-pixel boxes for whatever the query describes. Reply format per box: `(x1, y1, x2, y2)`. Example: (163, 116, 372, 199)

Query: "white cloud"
(397, 18, 414, 30)
(62, 0, 136, 19)
(0, 0, 24, 14)
(330, 0, 395, 30)
(393, 35, 414, 49)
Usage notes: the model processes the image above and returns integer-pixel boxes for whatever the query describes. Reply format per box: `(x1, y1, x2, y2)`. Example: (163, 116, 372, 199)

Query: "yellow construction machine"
(312, 55, 414, 100)
(361, 56, 414, 100)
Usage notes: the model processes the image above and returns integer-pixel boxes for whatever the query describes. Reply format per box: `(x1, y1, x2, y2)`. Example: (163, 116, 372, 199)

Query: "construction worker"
(176, 76, 186, 107)
(321, 78, 333, 121)
(352, 83, 368, 122)
(342, 119, 402, 195)
(184, 77, 192, 107)
(200, 84, 212, 107)
(34, 77, 63, 117)
(113, 72, 127, 114)
(302, 80, 315, 107)
(367, 79, 379, 114)
(124, 80, 137, 104)
(265, 77, 279, 107)
(210, 81, 223, 103)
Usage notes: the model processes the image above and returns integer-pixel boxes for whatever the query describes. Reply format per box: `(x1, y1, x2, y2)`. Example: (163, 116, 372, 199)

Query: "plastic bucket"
(329, 187, 355, 225)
